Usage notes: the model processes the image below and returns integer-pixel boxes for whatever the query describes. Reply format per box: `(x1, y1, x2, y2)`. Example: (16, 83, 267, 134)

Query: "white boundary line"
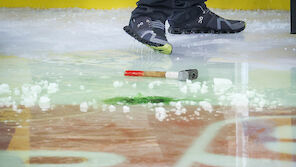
(175, 115, 296, 167)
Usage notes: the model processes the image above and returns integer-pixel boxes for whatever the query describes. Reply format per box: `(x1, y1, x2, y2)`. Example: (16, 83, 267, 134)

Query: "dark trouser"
(131, 0, 207, 23)
(292, 0, 296, 34)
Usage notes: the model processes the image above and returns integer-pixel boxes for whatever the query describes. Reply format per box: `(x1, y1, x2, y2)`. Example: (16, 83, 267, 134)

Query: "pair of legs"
(124, 0, 246, 54)
(132, 0, 206, 25)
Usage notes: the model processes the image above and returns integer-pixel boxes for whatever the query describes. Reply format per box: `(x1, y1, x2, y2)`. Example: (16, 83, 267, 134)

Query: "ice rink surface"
(0, 8, 296, 167)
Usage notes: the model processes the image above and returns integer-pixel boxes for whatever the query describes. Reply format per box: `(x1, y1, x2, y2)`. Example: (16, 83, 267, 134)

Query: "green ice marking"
(104, 95, 204, 105)
(104, 96, 177, 105)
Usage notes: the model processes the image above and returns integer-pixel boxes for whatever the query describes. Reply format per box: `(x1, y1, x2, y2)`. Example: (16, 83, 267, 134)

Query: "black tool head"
(178, 69, 198, 81)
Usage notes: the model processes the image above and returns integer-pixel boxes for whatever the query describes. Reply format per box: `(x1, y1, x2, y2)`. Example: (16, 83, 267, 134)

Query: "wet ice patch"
(80, 85, 85, 90)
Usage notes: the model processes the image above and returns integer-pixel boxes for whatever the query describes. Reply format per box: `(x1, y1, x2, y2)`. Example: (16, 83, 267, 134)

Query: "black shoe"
(168, 4, 246, 34)
(124, 16, 172, 55)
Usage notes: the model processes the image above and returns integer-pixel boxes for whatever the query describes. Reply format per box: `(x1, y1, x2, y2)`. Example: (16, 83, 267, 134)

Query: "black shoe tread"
(123, 26, 163, 47)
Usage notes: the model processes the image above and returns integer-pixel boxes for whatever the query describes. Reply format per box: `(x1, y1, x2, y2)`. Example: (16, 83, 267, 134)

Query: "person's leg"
(168, 0, 246, 34)
(123, 0, 173, 55)
(292, 0, 296, 34)
(169, 0, 206, 27)
(131, 0, 173, 23)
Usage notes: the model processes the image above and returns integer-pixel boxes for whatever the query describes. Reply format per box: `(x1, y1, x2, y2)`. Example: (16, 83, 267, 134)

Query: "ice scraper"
(124, 69, 198, 81)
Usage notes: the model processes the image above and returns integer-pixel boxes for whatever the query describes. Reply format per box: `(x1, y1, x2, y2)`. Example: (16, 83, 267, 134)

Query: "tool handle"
(124, 71, 144, 76)
(144, 71, 166, 78)
(124, 70, 166, 78)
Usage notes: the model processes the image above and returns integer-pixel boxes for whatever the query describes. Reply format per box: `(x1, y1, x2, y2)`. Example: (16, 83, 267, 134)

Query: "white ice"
(39, 96, 51, 111)
(0, 8, 295, 113)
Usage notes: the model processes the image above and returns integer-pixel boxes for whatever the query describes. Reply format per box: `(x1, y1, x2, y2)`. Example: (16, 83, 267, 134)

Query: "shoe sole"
(123, 26, 172, 55)
(168, 26, 246, 34)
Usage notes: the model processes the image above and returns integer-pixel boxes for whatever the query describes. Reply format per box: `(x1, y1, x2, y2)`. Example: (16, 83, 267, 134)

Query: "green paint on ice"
(104, 96, 178, 105)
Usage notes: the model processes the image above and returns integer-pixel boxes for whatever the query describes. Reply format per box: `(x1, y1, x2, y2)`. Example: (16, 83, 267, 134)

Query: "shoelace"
(198, 4, 219, 17)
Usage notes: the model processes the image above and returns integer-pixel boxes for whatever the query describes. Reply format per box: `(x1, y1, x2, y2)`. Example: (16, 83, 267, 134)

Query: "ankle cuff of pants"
(174, 0, 207, 8)
(131, 6, 170, 22)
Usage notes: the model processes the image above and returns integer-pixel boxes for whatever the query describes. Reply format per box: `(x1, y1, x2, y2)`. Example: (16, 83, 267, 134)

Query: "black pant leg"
(169, 0, 207, 26)
(131, 0, 173, 22)
(131, 0, 207, 23)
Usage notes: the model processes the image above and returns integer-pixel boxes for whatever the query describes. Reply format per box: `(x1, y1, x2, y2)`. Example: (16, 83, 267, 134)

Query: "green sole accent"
(104, 96, 177, 105)
(149, 44, 173, 55)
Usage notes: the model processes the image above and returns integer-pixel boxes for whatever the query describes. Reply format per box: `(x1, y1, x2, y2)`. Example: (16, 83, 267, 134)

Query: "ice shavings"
(194, 111, 200, 116)
(213, 78, 232, 95)
(148, 81, 162, 89)
(188, 82, 201, 93)
(21, 84, 39, 107)
(108, 105, 116, 112)
(14, 88, 20, 96)
(186, 79, 192, 84)
(200, 82, 208, 94)
(0, 96, 13, 108)
(217, 88, 276, 112)
(47, 83, 59, 94)
(0, 84, 11, 95)
(179, 81, 202, 94)
(88, 99, 98, 109)
(0, 81, 59, 111)
(155, 107, 168, 122)
(12, 102, 22, 113)
(168, 101, 187, 115)
(80, 102, 88, 112)
(180, 85, 188, 94)
(80, 100, 98, 112)
(113, 81, 124, 88)
(39, 96, 51, 111)
(123, 106, 130, 113)
(102, 104, 107, 112)
(199, 101, 213, 113)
